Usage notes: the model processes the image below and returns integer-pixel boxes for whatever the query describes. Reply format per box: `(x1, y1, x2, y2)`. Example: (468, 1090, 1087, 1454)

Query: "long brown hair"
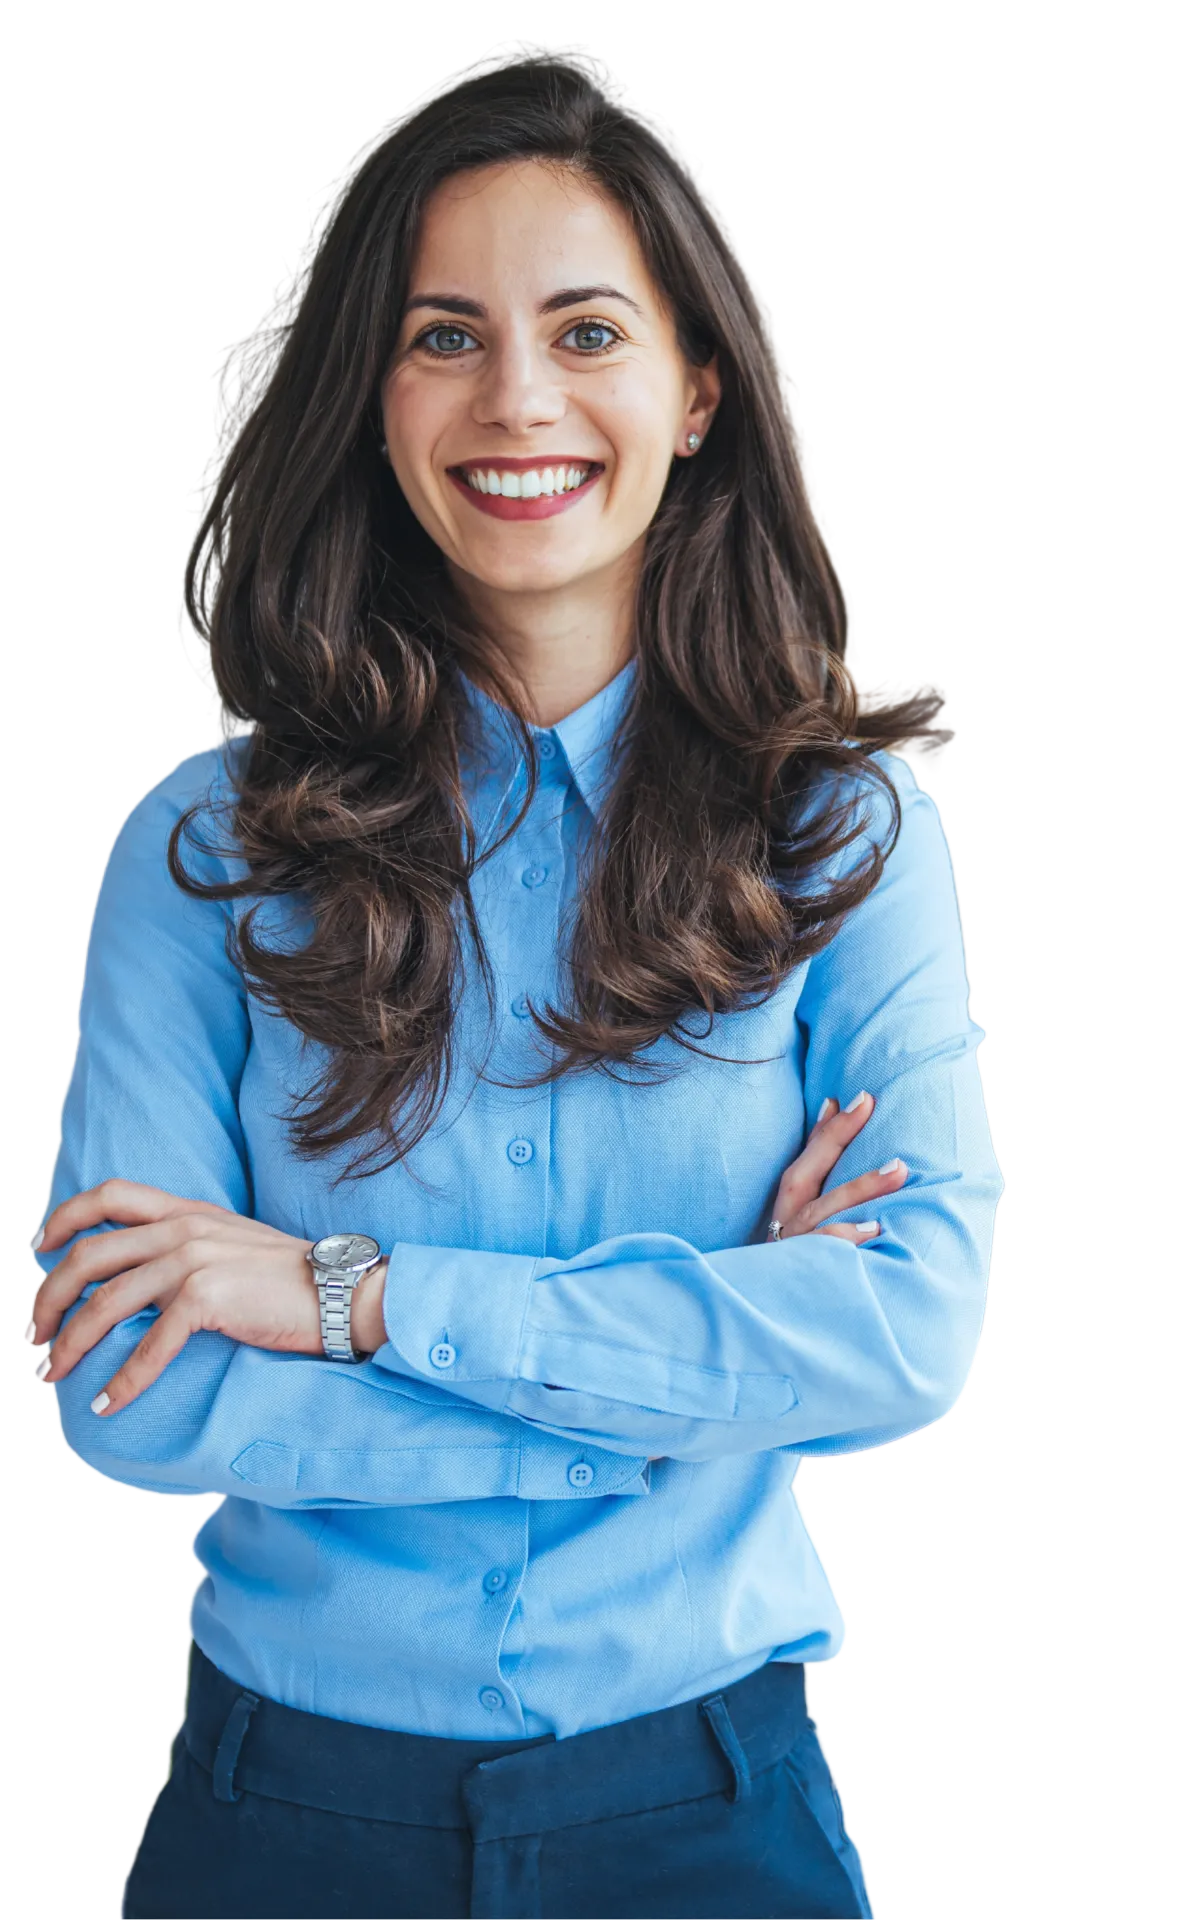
(172, 50, 949, 1177)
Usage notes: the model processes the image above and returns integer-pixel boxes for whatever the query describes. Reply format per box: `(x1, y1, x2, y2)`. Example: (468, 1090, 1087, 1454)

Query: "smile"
(447, 462, 602, 522)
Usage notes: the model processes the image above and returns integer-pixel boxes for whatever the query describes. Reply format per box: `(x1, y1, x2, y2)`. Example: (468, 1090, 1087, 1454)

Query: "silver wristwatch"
(306, 1233, 383, 1362)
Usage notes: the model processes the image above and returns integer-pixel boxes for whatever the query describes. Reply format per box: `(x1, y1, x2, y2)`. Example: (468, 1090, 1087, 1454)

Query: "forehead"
(410, 159, 661, 308)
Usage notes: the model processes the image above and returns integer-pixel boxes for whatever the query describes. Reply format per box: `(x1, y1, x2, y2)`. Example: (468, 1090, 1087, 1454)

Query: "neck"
(447, 560, 637, 729)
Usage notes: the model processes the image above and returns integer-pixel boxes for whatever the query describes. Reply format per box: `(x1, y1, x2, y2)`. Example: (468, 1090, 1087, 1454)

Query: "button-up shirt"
(37, 656, 1003, 1739)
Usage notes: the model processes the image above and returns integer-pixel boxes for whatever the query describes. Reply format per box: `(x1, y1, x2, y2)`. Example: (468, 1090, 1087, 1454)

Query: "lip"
(451, 456, 605, 472)
(448, 461, 605, 521)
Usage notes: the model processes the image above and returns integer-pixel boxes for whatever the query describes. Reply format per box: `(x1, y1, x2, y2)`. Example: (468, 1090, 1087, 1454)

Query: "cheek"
(596, 381, 678, 489)
(381, 374, 450, 472)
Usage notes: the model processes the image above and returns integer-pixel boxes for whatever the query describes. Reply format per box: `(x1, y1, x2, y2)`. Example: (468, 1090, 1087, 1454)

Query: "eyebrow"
(400, 283, 648, 323)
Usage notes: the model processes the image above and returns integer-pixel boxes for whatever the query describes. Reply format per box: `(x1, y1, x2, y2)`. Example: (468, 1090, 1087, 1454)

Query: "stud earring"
(379, 440, 389, 457)
(686, 432, 701, 452)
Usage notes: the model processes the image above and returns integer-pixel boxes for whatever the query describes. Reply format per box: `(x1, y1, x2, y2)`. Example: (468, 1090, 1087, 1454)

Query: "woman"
(29, 52, 1002, 1920)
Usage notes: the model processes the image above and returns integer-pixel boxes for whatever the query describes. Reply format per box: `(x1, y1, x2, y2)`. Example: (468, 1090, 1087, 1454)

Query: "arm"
(372, 751, 1004, 1462)
(35, 756, 647, 1508)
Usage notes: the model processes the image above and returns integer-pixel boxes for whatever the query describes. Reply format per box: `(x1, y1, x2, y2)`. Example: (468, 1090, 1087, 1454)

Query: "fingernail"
(91, 1391, 111, 1415)
(36, 1355, 53, 1380)
(24, 1320, 37, 1343)
(877, 1158, 906, 1177)
(857, 1221, 881, 1236)
(844, 1090, 870, 1113)
(817, 1097, 834, 1123)
(31, 1226, 44, 1252)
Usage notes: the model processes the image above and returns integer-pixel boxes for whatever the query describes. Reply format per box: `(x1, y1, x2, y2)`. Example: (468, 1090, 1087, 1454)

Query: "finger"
(38, 1244, 187, 1382)
(31, 1220, 203, 1342)
(795, 1159, 908, 1232)
(30, 1244, 130, 1351)
(804, 1090, 875, 1168)
(37, 1282, 123, 1390)
(89, 1295, 201, 1417)
(33, 1212, 266, 1342)
(771, 1216, 879, 1244)
(37, 1180, 189, 1252)
(37, 1180, 233, 1254)
(772, 1091, 877, 1214)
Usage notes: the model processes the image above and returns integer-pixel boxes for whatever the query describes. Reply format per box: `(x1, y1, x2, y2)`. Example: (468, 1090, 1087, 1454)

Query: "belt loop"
(211, 1687, 261, 1803)
(699, 1692, 752, 1803)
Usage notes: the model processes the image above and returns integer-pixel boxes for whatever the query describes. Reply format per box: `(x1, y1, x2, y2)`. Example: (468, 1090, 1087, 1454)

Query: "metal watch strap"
(315, 1272, 370, 1363)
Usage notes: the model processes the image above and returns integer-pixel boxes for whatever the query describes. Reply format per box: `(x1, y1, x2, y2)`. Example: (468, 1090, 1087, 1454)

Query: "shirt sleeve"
(372, 751, 1004, 1463)
(36, 758, 648, 1509)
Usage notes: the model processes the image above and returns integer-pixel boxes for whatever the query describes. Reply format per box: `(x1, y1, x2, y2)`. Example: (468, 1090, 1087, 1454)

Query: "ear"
(682, 351, 722, 447)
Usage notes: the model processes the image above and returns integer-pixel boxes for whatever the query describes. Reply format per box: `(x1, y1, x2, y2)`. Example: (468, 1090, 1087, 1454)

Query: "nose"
(469, 328, 568, 438)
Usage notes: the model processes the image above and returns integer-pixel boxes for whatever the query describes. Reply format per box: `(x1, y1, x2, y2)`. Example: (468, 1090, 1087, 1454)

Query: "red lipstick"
(447, 461, 605, 521)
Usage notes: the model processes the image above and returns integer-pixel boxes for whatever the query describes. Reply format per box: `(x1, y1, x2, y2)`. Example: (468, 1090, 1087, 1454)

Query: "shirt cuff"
(377, 1242, 539, 1412)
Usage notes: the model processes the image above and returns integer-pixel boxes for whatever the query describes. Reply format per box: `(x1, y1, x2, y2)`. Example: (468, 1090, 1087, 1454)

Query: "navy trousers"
(122, 1640, 872, 1919)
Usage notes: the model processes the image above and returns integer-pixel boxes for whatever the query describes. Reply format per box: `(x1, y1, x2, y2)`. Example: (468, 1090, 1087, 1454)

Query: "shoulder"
(109, 738, 251, 881)
(783, 745, 965, 983)
(848, 744, 925, 810)
(125, 738, 248, 825)
(797, 744, 940, 879)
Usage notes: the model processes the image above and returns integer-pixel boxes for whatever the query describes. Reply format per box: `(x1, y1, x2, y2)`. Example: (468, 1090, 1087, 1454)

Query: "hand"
(29, 1180, 324, 1415)
(767, 1091, 907, 1243)
(645, 1094, 904, 1466)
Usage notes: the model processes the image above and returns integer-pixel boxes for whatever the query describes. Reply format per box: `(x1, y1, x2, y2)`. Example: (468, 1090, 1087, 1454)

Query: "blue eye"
(412, 317, 624, 360)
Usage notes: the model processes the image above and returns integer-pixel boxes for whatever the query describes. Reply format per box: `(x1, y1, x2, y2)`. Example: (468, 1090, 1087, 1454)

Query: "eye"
(410, 316, 626, 360)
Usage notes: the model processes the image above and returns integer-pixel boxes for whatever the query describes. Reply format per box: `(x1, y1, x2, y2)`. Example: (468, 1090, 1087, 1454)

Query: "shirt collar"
(457, 655, 638, 822)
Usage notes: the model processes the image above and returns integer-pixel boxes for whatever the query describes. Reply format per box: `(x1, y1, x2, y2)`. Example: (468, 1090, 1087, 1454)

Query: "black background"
(25, 30, 1190, 1920)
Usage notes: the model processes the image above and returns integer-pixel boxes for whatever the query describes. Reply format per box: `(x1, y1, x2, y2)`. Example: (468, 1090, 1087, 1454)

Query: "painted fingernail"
(36, 1355, 53, 1380)
(857, 1221, 881, 1236)
(844, 1090, 870, 1113)
(91, 1391, 111, 1415)
(25, 1320, 37, 1343)
(817, 1097, 834, 1123)
(31, 1226, 45, 1252)
(877, 1158, 906, 1177)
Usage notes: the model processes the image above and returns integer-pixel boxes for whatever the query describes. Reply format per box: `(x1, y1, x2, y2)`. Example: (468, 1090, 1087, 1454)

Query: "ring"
(767, 1218, 783, 1242)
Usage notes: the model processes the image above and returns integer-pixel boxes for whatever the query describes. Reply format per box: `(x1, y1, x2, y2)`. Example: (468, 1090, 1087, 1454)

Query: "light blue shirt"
(38, 657, 1003, 1740)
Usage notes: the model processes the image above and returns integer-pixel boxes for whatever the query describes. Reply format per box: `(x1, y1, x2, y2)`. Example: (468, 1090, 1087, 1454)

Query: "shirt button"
(429, 1342, 457, 1369)
(507, 1137, 534, 1165)
(479, 1688, 504, 1713)
(521, 864, 548, 888)
(536, 736, 556, 761)
(483, 1568, 508, 1594)
(510, 995, 531, 1018)
(567, 1461, 594, 1489)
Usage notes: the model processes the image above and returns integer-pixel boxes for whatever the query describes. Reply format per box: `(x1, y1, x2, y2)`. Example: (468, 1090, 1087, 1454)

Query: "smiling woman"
(31, 47, 1000, 1920)
(159, 84, 947, 1172)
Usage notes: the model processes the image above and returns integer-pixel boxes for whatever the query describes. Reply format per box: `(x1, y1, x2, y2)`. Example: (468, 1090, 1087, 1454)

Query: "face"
(379, 159, 720, 605)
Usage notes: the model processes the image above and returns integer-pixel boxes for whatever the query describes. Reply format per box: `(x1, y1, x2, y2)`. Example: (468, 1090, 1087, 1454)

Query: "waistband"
(182, 1640, 810, 1842)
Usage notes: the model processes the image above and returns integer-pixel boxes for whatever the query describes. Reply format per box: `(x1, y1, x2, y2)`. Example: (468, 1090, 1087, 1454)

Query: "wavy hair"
(172, 50, 950, 1176)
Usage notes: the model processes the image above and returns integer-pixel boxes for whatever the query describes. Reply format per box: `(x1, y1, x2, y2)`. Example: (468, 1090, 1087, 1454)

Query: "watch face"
(312, 1233, 380, 1273)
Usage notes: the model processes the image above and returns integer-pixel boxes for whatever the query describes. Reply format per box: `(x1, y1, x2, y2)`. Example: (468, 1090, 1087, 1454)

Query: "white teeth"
(461, 464, 596, 498)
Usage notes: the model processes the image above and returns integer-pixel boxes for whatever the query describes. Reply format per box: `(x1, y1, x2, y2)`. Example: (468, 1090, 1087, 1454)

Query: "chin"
(469, 552, 601, 594)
